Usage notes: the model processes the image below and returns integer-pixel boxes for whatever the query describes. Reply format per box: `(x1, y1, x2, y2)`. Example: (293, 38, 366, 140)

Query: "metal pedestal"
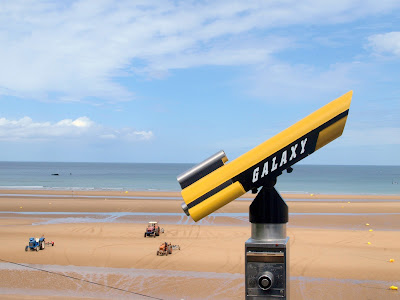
(245, 224, 289, 299)
(245, 182, 289, 299)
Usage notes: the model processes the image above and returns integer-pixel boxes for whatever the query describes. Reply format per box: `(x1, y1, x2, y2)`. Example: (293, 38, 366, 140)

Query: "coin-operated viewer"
(177, 91, 352, 300)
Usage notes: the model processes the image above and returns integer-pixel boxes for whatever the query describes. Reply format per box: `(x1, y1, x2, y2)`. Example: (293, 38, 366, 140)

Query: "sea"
(0, 161, 399, 195)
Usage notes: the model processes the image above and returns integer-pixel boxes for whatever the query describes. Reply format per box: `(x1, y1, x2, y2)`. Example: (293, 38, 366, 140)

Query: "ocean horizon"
(0, 161, 399, 195)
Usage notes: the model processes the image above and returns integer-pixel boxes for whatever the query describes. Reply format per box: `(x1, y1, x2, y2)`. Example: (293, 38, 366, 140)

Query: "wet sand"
(0, 190, 399, 299)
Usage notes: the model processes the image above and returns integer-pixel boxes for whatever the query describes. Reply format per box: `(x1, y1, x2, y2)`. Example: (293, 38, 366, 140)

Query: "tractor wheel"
(25, 246, 28, 251)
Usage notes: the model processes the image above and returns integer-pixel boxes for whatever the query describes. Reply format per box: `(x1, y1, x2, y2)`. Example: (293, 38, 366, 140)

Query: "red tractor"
(144, 221, 164, 238)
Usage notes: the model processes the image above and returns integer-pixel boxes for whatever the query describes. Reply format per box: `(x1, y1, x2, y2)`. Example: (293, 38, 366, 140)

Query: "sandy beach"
(0, 190, 399, 299)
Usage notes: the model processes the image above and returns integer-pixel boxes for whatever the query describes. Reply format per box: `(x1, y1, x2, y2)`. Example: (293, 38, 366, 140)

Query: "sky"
(0, 0, 399, 165)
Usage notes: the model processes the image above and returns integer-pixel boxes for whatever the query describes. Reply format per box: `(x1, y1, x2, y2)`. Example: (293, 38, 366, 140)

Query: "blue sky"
(0, 0, 399, 165)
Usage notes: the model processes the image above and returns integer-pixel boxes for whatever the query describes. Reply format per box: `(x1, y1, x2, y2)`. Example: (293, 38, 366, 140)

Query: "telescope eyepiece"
(177, 150, 227, 189)
(181, 202, 190, 216)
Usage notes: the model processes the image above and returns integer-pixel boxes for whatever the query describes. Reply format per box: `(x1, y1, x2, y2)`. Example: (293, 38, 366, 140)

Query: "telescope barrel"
(179, 91, 353, 221)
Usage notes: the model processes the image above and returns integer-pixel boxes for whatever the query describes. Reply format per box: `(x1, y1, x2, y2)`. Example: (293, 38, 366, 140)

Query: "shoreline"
(1, 188, 399, 199)
(0, 189, 400, 214)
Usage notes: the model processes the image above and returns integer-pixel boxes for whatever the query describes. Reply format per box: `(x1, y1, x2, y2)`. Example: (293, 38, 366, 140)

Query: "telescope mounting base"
(245, 178, 289, 299)
(249, 179, 288, 225)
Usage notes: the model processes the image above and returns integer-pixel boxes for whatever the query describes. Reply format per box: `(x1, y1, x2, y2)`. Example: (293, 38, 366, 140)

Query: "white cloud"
(1, 0, 400, 102)
(0, 116, 153, 142)
(128, 130, 154, 140)
(368, 31, 400, 56)
(57, 116, 94, 128)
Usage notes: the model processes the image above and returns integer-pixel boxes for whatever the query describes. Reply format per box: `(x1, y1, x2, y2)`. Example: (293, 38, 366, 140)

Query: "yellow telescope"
(177, 91, 353, 222)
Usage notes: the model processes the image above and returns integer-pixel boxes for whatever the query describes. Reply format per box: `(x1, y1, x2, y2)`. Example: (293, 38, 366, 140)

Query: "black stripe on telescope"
(186, 179, 233, 209)
(319, 110, 348, 131)
(186, 109, 349, 210)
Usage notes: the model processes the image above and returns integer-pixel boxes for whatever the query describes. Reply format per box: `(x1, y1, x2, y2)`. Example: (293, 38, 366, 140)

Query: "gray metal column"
(245, 223, 289, 299)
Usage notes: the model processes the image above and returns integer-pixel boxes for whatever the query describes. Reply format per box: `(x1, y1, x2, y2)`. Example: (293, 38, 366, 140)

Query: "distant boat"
(51, 173, 59, 176)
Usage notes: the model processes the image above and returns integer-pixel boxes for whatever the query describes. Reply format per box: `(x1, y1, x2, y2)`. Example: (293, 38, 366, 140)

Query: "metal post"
(245, 180, 289, 299)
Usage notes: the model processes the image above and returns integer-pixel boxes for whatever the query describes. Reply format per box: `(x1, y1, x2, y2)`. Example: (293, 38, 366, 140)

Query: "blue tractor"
(25, 237, 45, 251)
